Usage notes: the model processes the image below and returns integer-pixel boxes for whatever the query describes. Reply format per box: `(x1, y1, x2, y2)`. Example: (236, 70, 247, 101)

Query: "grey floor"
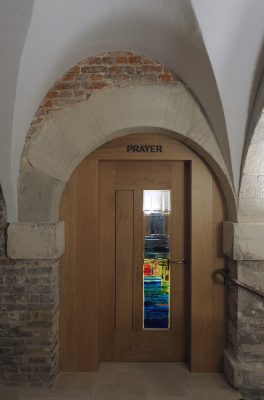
(0, 362, 242, 400)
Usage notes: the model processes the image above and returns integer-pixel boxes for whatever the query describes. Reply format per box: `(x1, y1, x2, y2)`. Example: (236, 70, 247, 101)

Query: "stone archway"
(17, 83, 235, 225)
(8, 83, 236, 257)
(6, 52, 237, 385)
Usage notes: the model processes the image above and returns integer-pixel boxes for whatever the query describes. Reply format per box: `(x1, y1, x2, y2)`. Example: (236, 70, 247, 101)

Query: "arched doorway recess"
(59, 132, 228, 372)
(7, 52, 237, 386)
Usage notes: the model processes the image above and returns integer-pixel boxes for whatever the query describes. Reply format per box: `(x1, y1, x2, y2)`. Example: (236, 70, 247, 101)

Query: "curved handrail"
(218, 269, 264, 299)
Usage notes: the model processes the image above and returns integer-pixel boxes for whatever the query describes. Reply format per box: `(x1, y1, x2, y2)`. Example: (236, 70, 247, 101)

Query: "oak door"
(99, 161, 187, 361)
(59, 133, 227, 372)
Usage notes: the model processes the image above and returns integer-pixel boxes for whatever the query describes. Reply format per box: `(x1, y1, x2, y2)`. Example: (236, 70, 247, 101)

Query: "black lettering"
(127, 144, 162, 153)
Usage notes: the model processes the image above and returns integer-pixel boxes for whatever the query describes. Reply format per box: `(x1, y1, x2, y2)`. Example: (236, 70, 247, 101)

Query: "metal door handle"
(170, 259, 186, 264)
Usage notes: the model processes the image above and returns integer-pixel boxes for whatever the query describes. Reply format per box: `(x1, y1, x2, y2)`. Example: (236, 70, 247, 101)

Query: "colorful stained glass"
(143, 190, 171, 329)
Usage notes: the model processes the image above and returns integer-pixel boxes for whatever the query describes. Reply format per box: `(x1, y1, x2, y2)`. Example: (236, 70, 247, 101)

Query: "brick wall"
(0, 260, 59, 385)
(0, 189, 59, 385)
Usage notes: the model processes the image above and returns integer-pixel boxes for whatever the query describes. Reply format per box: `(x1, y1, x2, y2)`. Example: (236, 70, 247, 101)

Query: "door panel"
(115, 190, 134, 330)
(99, 161, 187, 362)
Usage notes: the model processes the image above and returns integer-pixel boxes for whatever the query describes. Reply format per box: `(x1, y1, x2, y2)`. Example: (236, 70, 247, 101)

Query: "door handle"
(170, 259, 186, 264)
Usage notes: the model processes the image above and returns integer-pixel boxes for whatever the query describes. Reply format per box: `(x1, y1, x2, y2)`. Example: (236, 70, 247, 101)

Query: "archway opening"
(59, 132, 228, 372)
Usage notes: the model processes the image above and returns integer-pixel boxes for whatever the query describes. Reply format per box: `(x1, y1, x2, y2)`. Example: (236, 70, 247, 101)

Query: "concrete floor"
(0, 362, 242, 400)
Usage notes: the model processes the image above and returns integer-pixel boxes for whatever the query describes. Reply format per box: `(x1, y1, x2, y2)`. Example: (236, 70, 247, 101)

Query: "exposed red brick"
(75, 74, 89, 81)
(88, 57, 102, 65)
(53, 82, 66, 90)
(141, 65, 162, 72)
(159, 73, 172, 81)
(63, 72, 75, 81)
(43, 100, 52, 108)
(68, 66, 81, 74)
(124, 66, 135, 74)
(81, 66, 107, 73)
(54, 81, 80, 90)
(89, 82, 108, 90)
(128, 55, 142, 64)
(115, 56, 127, 64)
(108, 65, 124, 73)
(46, 90, 59, 98)
(25, 51, 179, 155)
(90, 73, 103, 81)
(102, 56, 114, 64)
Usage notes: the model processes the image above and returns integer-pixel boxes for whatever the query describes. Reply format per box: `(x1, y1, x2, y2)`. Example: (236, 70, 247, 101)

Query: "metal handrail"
(218, 269, 264, 300)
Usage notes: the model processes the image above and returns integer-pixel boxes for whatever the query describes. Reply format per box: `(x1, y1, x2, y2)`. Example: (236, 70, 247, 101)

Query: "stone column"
(2, 222, 64, 386)
(223, 222, 264, 399)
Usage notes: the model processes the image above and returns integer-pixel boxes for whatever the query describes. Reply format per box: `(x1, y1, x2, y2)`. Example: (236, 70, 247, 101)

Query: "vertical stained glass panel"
(143, 190, 171, 329)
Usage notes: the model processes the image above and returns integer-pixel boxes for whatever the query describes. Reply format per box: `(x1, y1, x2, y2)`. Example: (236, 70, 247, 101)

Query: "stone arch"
(17, 83, 235, 225)
(14, 51, 235, 225)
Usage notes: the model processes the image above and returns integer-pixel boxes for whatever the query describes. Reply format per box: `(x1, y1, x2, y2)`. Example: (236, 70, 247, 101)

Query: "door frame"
(59, 132, 227, 372)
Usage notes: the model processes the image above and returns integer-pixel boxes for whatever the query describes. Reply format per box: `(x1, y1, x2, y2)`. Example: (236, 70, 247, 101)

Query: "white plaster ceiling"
(0, 0, 263, 221)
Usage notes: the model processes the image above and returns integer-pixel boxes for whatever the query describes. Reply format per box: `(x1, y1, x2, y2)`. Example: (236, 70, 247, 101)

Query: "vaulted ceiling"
(0, 0, 264, 221)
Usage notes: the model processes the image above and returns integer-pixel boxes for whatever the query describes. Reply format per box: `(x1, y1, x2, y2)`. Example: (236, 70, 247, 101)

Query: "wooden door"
(99, 161, 187, 361)
(59, 133, 227, 372)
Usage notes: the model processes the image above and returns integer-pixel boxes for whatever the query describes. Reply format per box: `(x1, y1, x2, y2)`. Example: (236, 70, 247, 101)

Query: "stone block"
(238, 198, 264, 222)
(7, 222, 64, 259)
(224, 349, 264, 392)
(26, 113, 87, 182)
(237, 260, 264, 291)
(223, 221, 264, 260)
(18, 166, 65, 222)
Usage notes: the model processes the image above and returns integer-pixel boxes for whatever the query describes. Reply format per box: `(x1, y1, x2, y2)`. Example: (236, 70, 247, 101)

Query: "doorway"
(59, 133, 227, 372)
(99, 161, 187, 362)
